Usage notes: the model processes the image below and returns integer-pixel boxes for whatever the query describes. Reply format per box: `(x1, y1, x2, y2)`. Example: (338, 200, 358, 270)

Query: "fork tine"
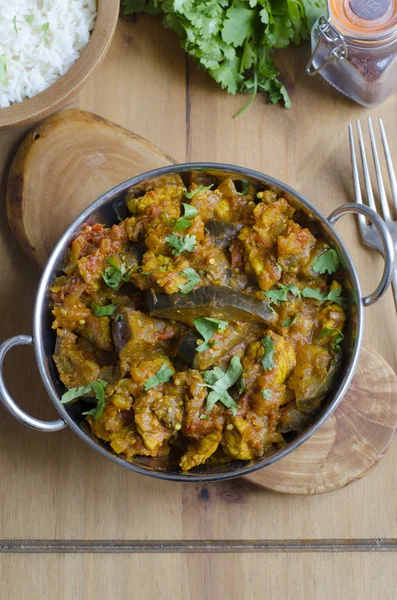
(379, 118, 397, 217)
(349, 123, 366, 230)
(356, 119, 377, 213)
(368, 116, 391, 221)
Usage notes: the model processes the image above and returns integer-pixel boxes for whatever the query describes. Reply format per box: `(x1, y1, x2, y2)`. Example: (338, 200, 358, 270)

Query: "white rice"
(0, 0, 97, 108)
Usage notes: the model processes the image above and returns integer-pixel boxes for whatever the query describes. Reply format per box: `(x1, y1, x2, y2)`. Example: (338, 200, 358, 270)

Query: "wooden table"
(0, 16, 397, 599)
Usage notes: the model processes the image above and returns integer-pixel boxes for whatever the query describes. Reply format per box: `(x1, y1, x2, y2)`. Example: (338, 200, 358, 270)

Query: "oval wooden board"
(245, 343, 397, 494)
(7, 108, 176, 268)
(6, 108, 397, 494)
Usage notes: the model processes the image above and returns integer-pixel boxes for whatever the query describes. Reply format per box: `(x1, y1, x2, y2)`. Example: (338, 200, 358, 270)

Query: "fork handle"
(328, 203, 395, 307)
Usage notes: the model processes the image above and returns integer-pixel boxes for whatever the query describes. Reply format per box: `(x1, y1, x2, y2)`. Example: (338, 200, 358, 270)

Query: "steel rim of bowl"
(33, 163, 364, 482)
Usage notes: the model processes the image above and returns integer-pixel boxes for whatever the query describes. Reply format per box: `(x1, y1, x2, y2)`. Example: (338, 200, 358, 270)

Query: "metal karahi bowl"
(0, 164, 394, 482)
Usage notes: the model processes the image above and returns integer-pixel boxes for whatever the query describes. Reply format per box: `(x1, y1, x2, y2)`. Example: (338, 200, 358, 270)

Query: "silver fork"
(349, 117, 397, 310)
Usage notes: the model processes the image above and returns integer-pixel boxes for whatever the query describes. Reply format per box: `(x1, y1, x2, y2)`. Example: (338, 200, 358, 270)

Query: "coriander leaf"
(183, 185, 214, 199)
(264, 287, 289, 305)
(163, 210, 173, 225)
(165, 232, 197, 255)
(194, 317, 228, 353)
(173, 218, 193, 231)
(261, 335, 275, 371)
(312, 249, 341, 275)
(318, 327, 344, 351)
(61, 384, 92, 404)
(236, 179, 250, 195)
(182, 203, 198, 219)
(239, 375, 246, 394)
(178, 267, 201, 294)
(301, 287, 326, 301)
(0, 56, 7, 85)
(13, 15, 18, 33)
(200, 414, 210, 420)
(82, 380, 107, 420)
(113, 204, 124, 222)
(302, 286, 346, 308)
(264, 283, 300, 305)
(143, 363, 174, 391)
(262, 389, 271, 400)
(91, 303, 117, 317)
(103, 257, 130, 290)
(201, 356, 243, 414)
(62, 379, 108, 420)
(282, 313, 298, 327)
(24, 14, 34, 24)
(115, 313, 124, 322)
(222, 2, 255, 47)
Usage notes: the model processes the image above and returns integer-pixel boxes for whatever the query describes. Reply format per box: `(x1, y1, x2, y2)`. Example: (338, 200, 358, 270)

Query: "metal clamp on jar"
(306, 0, 397, 106)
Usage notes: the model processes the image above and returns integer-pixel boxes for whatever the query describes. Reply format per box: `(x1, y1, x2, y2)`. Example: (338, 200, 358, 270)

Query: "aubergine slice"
(205, 220, 243, 250)
(145, 286, 276, 326)
(176, 322, 255, 370)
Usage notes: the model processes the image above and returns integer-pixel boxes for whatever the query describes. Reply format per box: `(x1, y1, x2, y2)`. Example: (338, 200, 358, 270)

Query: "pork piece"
(277, 220, 316, 275)
(180, 431, 222, 471)
(112, 309, 177, 374)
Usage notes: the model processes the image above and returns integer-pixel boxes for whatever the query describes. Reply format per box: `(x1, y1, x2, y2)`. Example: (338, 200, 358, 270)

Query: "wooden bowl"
(0, 0, 119, 130)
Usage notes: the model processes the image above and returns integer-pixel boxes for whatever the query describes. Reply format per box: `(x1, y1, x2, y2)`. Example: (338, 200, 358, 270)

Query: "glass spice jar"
(306, 0, 397, 107)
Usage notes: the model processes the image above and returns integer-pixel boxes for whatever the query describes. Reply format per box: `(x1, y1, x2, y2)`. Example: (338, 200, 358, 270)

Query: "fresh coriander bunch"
(121, 0, 326, 110)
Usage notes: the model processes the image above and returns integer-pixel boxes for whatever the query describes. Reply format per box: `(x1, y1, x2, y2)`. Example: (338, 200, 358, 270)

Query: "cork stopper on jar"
(329, 0, 397, 39)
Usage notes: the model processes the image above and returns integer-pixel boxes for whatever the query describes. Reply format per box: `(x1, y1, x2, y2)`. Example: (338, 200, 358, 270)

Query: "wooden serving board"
(6, 108, 397, 495)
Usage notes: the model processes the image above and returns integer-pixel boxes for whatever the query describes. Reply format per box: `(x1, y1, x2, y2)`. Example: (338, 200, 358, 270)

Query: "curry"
(51, 173, 347, 472)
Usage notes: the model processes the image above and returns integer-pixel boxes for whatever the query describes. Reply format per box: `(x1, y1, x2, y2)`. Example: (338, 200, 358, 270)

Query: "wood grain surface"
(6, 107, 397, 495)
(7, 108, 175, 267)
(1, 14, 397, 600)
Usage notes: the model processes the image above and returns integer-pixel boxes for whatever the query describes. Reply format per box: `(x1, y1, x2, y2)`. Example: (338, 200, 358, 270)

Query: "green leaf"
(261, 335, 275, 371)
(222, 1, 255, 47)
(265, 283, 301, 305)
(91, 303, 117, 317)
(62, 379, 108, 420)
(201, 356, 243, 414)
(178, 268, 201, 294)
(0, 55, 7, 85)
(115, 313, 124, 322)
(194, 317, 228, 353)
(173, 219, 193, 231)
(301, 286, 346, 308)
(183, 185, 213, 199)
(82, 380, 107, 420)
(236, 179, 250, 195)
(12, 15, 18, 33)
(282, 313, 298, 327)
(143, 363, 174, 391)
(318, 327, 345, 351)
(182, 203, 198, 218)
(239, 375, 246, 394)
(200, 413, 210, 420)
(262, 389, 271, 400)
(312, 249, 341, 275)
(165, 232, 197, 255)
(24, 14, 34, 24)
(103, 257, 130, 290)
